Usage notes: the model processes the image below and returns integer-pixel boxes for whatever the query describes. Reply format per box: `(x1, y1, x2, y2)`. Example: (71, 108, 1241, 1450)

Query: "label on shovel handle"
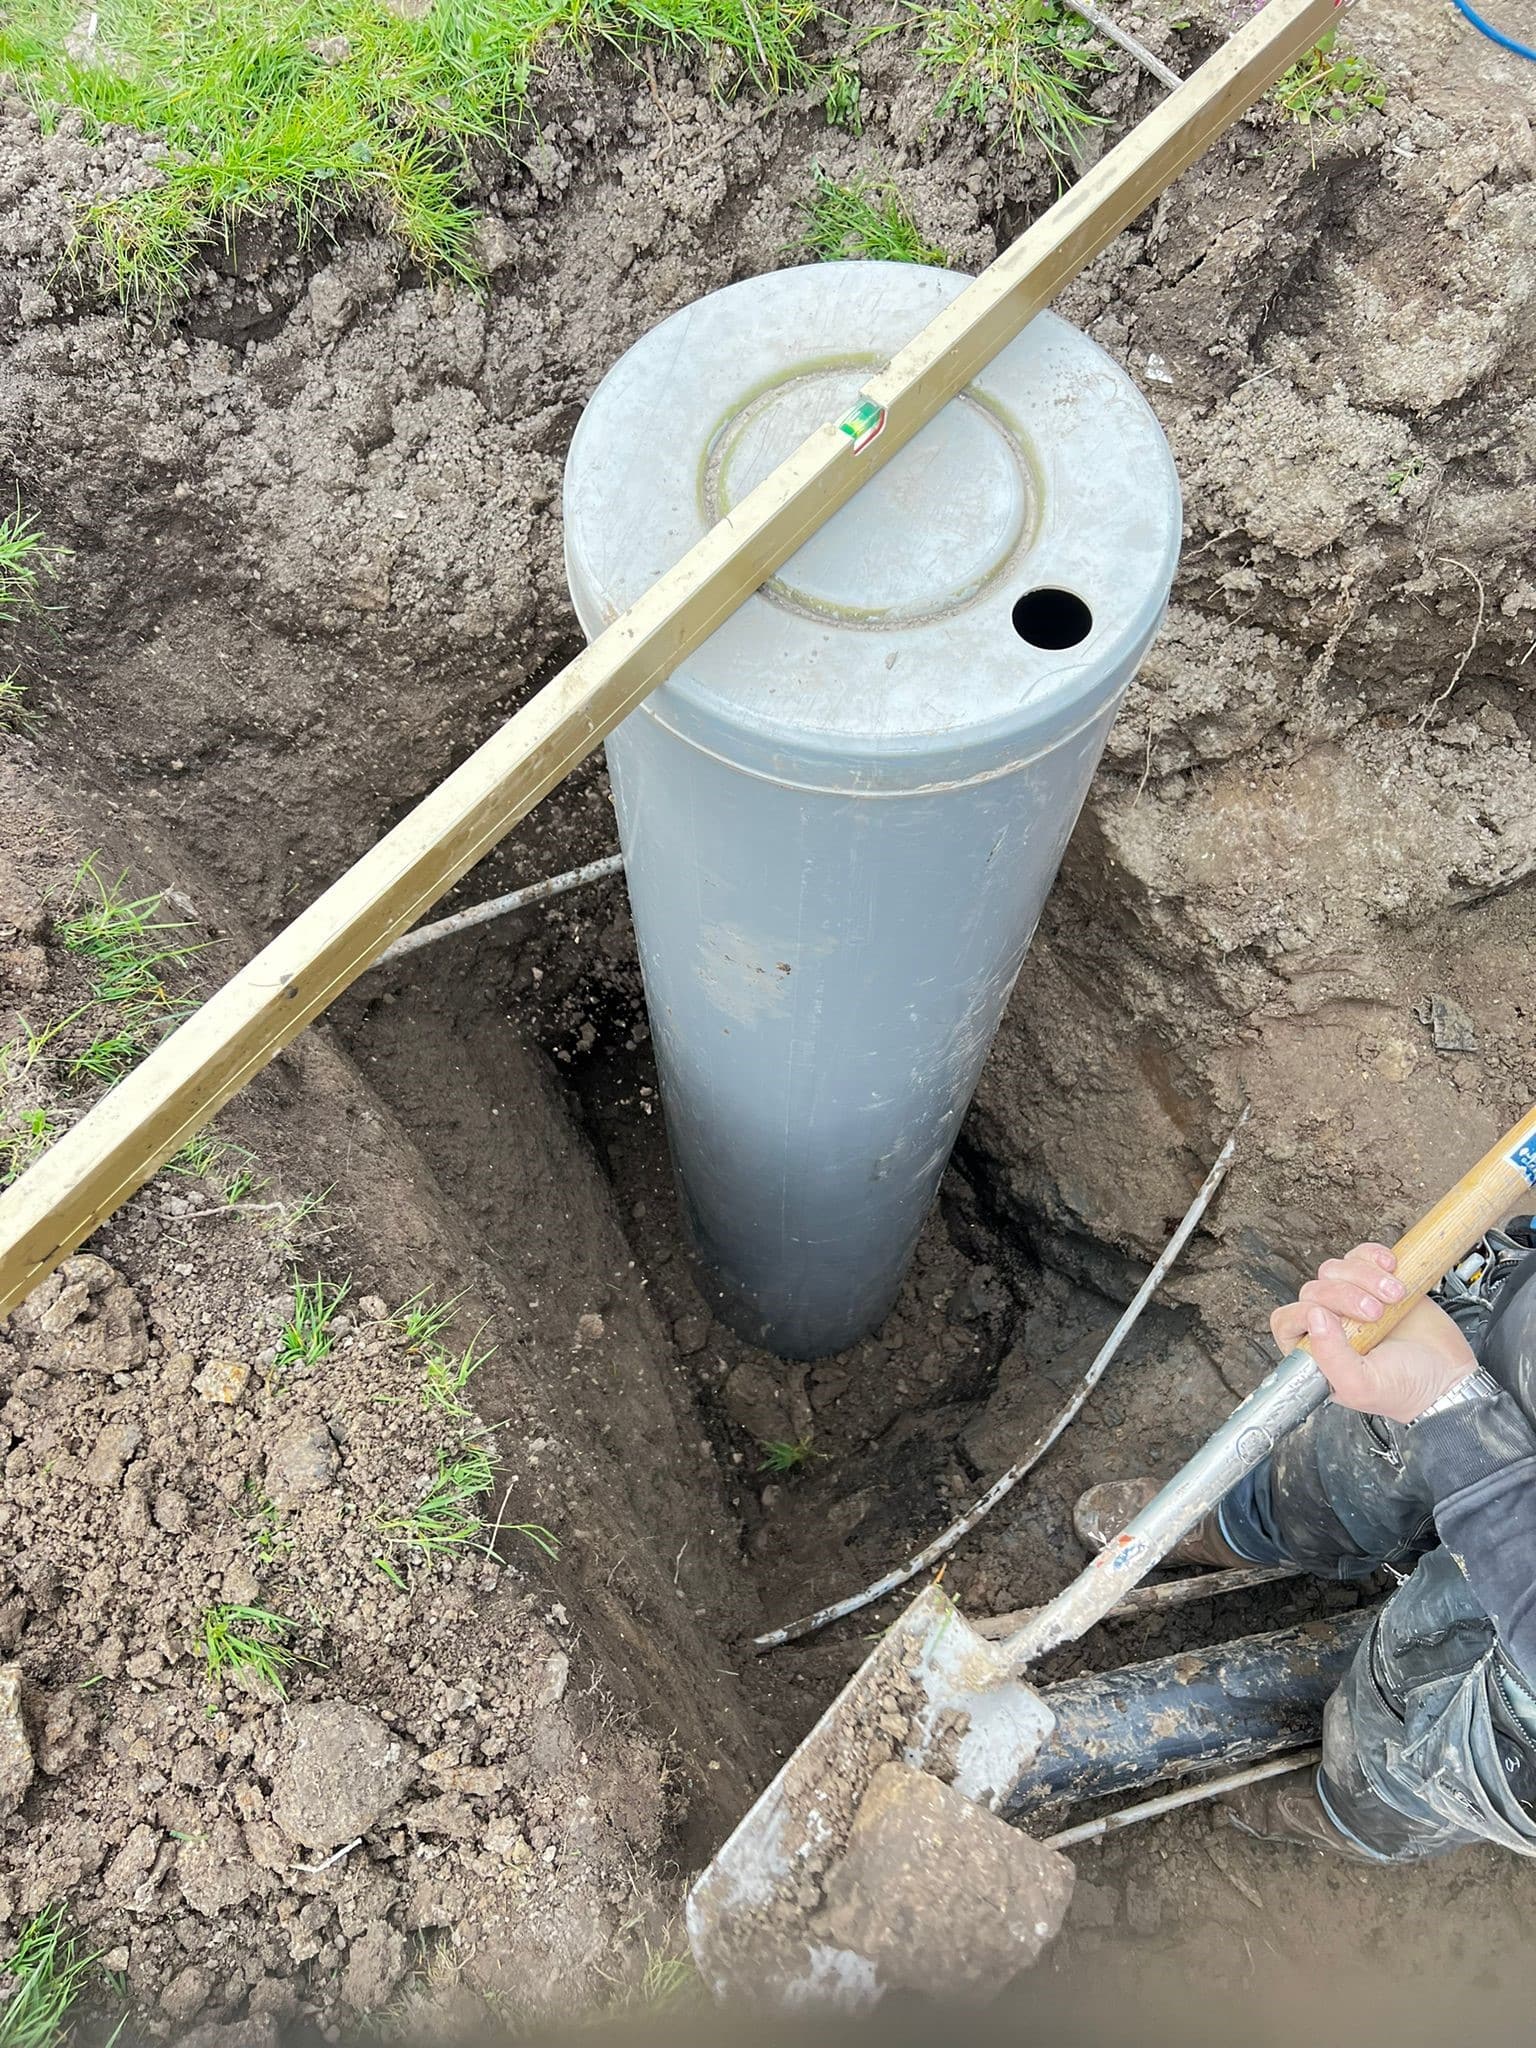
(1509, 1134, 1536, 1187)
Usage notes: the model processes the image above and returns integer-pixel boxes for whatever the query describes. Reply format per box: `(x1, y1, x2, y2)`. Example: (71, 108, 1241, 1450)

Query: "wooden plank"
(0, 0, 1348, 1317)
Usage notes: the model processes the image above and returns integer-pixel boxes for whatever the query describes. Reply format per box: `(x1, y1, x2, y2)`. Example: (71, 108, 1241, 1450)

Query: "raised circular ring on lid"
(704, 361, 1033, 627)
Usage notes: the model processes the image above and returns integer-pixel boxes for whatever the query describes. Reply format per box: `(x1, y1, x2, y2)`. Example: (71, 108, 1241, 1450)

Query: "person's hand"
(1271, 1242, 1479, 1425)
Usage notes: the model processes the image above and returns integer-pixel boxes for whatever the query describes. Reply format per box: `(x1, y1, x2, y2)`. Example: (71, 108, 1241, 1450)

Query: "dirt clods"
(270, 1704, 417, 1852)
(824, 1765, 1075, 1999)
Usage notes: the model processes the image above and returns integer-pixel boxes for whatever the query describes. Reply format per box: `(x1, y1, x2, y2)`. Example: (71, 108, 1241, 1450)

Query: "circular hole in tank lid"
(1011, 587, 1094, 650)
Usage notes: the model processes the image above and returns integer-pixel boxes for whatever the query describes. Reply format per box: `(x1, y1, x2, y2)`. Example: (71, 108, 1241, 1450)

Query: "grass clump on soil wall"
(1273, 26, 1385, 126)
(0, 1904, 112, 2048)
(908, 0, 1108, 167)
(0, 0, 818, 301)
(799, 164, 948, 264)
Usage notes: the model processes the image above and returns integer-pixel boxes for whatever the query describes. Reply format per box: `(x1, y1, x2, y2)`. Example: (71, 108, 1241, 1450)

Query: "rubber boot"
(1218, 1768, 1380, 1862)
(1072, 1476, 1252, 1570)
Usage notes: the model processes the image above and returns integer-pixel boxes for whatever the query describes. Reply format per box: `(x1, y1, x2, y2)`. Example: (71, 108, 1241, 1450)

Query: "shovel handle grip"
(999, 1102, 1536, 1675)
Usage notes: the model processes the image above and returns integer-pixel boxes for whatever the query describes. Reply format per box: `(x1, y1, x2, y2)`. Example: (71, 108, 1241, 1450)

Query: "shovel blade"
(687, 1586, 1057, 2009)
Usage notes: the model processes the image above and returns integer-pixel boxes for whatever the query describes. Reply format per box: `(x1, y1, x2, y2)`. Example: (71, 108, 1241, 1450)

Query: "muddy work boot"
(1217, 1769, 1379, 1862)
(1072, 1476, 1251, 1569)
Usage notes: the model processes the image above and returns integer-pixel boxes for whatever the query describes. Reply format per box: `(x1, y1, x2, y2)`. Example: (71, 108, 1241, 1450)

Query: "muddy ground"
(3, 0, 1536, 2030)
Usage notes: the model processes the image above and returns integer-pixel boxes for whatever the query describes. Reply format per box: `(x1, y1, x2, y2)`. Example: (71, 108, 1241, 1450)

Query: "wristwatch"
(1409, 1366, 1502, 1426)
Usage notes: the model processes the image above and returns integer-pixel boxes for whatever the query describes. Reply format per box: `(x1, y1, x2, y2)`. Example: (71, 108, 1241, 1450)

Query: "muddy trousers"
(1215, 1401, 1536, 1861)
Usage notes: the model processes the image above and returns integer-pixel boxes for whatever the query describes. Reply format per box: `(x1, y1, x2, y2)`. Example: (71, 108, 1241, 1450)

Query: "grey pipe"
(565, 264, 1181, 1359)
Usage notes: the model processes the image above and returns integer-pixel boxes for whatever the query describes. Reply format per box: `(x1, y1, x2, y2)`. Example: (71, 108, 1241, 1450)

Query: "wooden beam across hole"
(0, 0, 1351, 1316)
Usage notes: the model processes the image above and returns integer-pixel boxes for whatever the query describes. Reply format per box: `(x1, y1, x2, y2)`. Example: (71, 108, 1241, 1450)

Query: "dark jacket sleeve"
(1404, 1392, 1536, 1686)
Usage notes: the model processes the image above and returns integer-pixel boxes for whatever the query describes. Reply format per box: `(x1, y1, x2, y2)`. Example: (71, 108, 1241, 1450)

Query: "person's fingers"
(1314, 1252, 1406, 1315)
(1305, 1305, 1372, 1403)
(1271, 1300, 1308, 1350)
(1300, 1276, 1387, 1324)
(1273, 1244, 1408, 1354)
(1274, 1266, 1389, 1343)
(1355, 1242, 1398, 1273)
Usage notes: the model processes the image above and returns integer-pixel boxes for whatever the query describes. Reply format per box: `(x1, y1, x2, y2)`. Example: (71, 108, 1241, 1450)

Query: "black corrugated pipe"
(1006, 1608, 1375, 1822)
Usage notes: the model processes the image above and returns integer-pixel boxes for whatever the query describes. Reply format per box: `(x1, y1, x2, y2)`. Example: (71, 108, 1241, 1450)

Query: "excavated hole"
(337, 845, 1348, 1773)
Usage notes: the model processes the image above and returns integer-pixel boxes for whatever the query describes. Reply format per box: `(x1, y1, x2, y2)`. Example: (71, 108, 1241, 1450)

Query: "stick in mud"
(1061, 0, 1184, 88)
(373, 852, 625, 967)
(753, 1109, 1250, 1652)
(1044, 1747, 1322, 1850)
(973, 1561, 1302, 1641)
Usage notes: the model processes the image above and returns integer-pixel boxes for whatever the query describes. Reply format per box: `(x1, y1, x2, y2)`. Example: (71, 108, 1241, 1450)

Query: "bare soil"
(3, 0, 1536, 2030)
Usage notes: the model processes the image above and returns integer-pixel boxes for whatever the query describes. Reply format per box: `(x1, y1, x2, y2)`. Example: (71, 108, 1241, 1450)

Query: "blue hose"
(1450, 0, 1536, 61)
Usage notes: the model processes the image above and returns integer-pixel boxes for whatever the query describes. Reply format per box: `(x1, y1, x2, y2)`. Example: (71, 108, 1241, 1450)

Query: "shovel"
(687, 1104, 1536, 2007)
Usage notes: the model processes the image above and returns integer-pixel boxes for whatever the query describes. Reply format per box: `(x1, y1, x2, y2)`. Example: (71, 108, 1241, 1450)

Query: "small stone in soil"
(1426, 993, 1478, 1055)
(265, 1425, 339, 1504)
(271, 1702, 418, 1850)
(82, 1422, 143, 1489)
(193, 1357, 251, 1404)
(0, 1666, 35, 1817)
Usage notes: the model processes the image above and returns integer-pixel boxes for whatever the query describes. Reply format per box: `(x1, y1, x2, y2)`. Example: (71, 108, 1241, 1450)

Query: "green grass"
(1274, 29, 1384, 125)
(909, 0, 1108, 167)
(194, 1603, 302, 1694)
(820, 57, 861, 131)
(274, 1272, 350, 1379)
(798, 165, 947, 266)
(0, 0, 818, 305)
(165, 1130, 228, 1180)
(0, 1106, 57, 1188)
(376, 1444, 496, 1562)
(0, 860, 203, 1125)
(389, 1290, 495, 1417)
(376, 1442, 557, 1567)
(0, 671, 40, 737)
(393, 1286, 464, 1353)
(223, 1159, 267, 1203)
(245, 1490, 296, 1562)
(58, 857, 201, 1002)
(54, 855, 203, 1082)
(0, 502, 69, 629)
(259, 1185, 331, 1258)
(421, 1325, 493, 1417)
(165, 1130, 269, 1202)
(757, 1434, 819, 1473)
(0, 1906, 102, 2048)
(634, 1948, 700, 2008)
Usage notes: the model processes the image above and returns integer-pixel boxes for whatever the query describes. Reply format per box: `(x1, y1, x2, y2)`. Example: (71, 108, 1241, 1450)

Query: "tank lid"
(707, 365, 1030, 627)
(563, 262, 1181, 794)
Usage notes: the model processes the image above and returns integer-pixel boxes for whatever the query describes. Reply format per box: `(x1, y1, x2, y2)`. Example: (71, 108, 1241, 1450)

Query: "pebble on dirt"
(264, 1423, 339, 1504)
(270, 1702, 418, 1851)
(193, 1356, 252, 1404)
(0, 1664, 34, 1817)
(81, 1420, 143, 1487)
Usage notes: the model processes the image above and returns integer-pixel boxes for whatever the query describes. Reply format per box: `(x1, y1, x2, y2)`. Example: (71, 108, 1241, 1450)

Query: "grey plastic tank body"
(564, 263, 1180, 1361)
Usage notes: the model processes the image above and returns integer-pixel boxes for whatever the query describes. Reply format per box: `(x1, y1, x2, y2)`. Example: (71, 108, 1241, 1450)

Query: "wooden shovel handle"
(1004, 1100, 1536, 1672)
(1338, 1102, 1536, 1354)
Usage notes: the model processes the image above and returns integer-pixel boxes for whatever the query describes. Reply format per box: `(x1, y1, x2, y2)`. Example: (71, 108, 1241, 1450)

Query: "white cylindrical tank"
(564, 263, 1180, 1360)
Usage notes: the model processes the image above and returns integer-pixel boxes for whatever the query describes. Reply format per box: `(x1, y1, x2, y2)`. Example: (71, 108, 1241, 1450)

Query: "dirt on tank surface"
(3, 0, 1536, 2029)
